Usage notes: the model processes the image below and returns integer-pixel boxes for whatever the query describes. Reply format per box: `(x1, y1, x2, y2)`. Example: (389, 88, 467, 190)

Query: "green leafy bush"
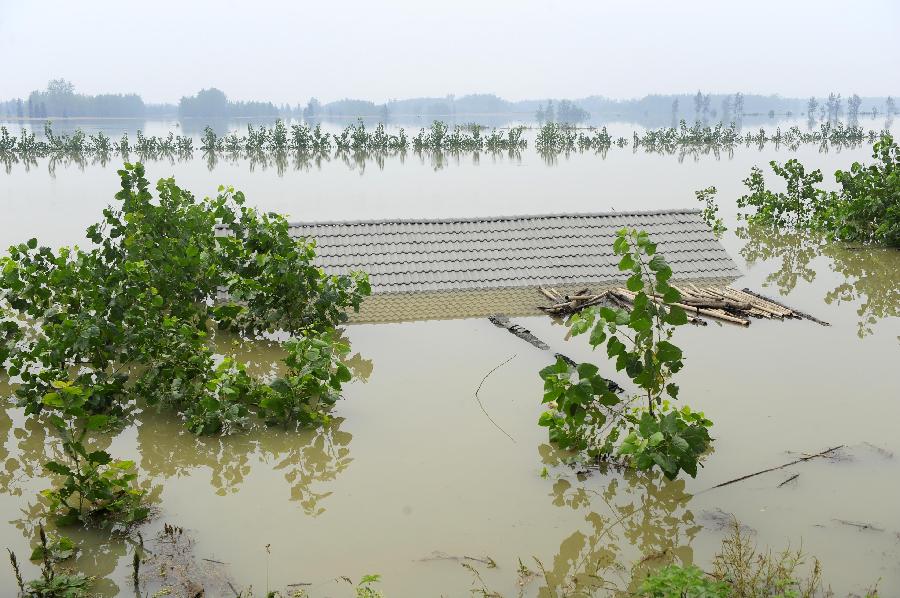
(9, 525, 93, 597)
(638, 564, 729, 598)
(0, 163, 369, 430)
(0, 163, 370, 526)
(22, 572, 92, 598)
(39, 380, 148, 526)
(737, 134, 900, 247)
(828, 134, 900, 246)
(737, 159, 828, 229)
(538, 229, 712, 479)
(257, 331, 352, 427)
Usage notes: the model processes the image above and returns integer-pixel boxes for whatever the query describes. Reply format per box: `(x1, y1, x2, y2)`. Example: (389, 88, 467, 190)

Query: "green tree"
(538, 229, 713, 479)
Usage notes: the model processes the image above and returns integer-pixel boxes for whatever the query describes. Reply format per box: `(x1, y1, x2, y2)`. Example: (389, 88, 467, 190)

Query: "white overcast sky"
(1, 0, 897, 104)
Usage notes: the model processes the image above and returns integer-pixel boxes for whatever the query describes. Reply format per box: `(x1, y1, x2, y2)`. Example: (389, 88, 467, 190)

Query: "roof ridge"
(286, 208, 704, 227)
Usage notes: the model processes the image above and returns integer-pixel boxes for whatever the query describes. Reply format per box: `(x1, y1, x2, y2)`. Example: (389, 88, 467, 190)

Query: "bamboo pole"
(740, 288, 831, 326)
(613, 288, 750, 326)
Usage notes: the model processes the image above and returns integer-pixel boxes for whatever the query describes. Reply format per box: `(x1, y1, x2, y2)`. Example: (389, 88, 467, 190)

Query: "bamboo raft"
(537, 284, 829, 327)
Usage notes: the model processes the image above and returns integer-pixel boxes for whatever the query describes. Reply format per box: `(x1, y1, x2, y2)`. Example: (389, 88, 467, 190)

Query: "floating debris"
(417, 551, 497, 567)
(705, 445, 844, 491)
(698, 508, 755, 533)
(777, 473, 800, 488)
(487, 314, 622, 392)
(488, 315, 550, 350)
(139, 524, 238, 598)
(538, 284, 830, 328)
(833, 519, 885, 532)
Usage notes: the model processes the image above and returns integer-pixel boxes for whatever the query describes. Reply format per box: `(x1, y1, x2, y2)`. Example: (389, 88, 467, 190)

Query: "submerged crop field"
(0, 118, 894, 175)
(1, 110, 899, 598)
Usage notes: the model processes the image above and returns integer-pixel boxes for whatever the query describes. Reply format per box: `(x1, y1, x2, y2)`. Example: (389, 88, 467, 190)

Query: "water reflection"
(135, 413, 353, 516)
(537, 445, 698, 596)
(1, 332, 370, 527)
(9, 504, 128, 597)
(738, 222, 900, 338)
(0, 405, 87, 499)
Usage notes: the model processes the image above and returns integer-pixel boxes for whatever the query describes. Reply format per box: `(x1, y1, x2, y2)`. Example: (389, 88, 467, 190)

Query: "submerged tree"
(847, 94, 862, 124)
(538, 230, 713, 480)
(0, 163, 370, 525)
(826, 93, 843, 121)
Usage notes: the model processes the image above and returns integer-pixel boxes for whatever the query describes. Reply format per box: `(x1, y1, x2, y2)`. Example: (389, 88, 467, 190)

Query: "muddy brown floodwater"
(1, 119, 899, 596)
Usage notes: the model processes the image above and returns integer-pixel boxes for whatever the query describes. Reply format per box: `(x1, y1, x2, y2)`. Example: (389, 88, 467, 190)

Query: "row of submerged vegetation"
(0, 120, 525, 162)
(534, 120, 882, 154)
(0, 119, 890, 173)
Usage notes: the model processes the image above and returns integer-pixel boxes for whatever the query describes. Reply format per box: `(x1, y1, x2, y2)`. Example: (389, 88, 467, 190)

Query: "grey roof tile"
(288, 209, 742, 294)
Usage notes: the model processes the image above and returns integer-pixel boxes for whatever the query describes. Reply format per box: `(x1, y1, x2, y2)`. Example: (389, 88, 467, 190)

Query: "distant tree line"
(535, 99, 591, 123)
(0, 79, 175, 118)
(2, 80, 897, 124)
(177, 88, 279, 118)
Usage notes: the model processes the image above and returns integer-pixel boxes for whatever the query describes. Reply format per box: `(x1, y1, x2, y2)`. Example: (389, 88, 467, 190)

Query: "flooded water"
(1, 118, 899, 596)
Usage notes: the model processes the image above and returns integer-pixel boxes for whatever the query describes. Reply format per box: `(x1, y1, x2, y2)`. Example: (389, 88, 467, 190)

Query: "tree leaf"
(626, 274, 644, 292)
(656, 340, 683, 362)
(664, 306, 689, 325)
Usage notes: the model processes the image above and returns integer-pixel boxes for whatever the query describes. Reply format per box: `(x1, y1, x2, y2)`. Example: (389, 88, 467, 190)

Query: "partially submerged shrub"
(8, 525, 93, 597)
(829, 134, 900, 246)
(257, 331, 352, 427)
(712, 519, 823, 598)
(539, 229, 713, 479)
(0, 163, 370, 525)
(737, 133, 900, 247)
(39, 380, 149, 526)
(737, 159, 829, 229)
(0, 162, 369, 430)
(638, 564, 729, 597)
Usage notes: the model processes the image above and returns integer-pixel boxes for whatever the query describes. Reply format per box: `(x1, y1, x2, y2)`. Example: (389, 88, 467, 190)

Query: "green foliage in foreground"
(39, 380, 148, 525)
(638, 564, 729, 597)
(738, 133, 900, 247)
(538, 229, 712, 479)
(8, 525, 93, 597)
(0, 163, 370, 524)
(21, 573, 91, 598)
(460, 518, 879, 598)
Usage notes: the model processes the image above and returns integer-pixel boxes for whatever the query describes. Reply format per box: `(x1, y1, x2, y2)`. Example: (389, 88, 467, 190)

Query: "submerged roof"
(289, 209, 742, 295)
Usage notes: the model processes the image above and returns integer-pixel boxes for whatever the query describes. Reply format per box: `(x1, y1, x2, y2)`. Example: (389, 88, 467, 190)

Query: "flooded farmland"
(1, 118, 899, 597)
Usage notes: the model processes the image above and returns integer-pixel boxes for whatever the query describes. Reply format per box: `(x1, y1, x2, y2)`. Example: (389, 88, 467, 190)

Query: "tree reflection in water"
(738, 222, 900, 338)
(136, 408, 356, 516)
(535, 444, 699, 597)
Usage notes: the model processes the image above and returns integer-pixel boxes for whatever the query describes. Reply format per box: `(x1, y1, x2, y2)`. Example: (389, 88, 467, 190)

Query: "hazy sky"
(1, 0, 897, 104)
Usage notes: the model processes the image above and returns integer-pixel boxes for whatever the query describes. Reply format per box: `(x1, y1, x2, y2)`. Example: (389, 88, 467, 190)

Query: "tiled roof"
(289, 210, 742, 294)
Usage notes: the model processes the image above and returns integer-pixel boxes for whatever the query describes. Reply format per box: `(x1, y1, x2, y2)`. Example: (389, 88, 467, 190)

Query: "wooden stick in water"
(707, 445, 844, 491)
